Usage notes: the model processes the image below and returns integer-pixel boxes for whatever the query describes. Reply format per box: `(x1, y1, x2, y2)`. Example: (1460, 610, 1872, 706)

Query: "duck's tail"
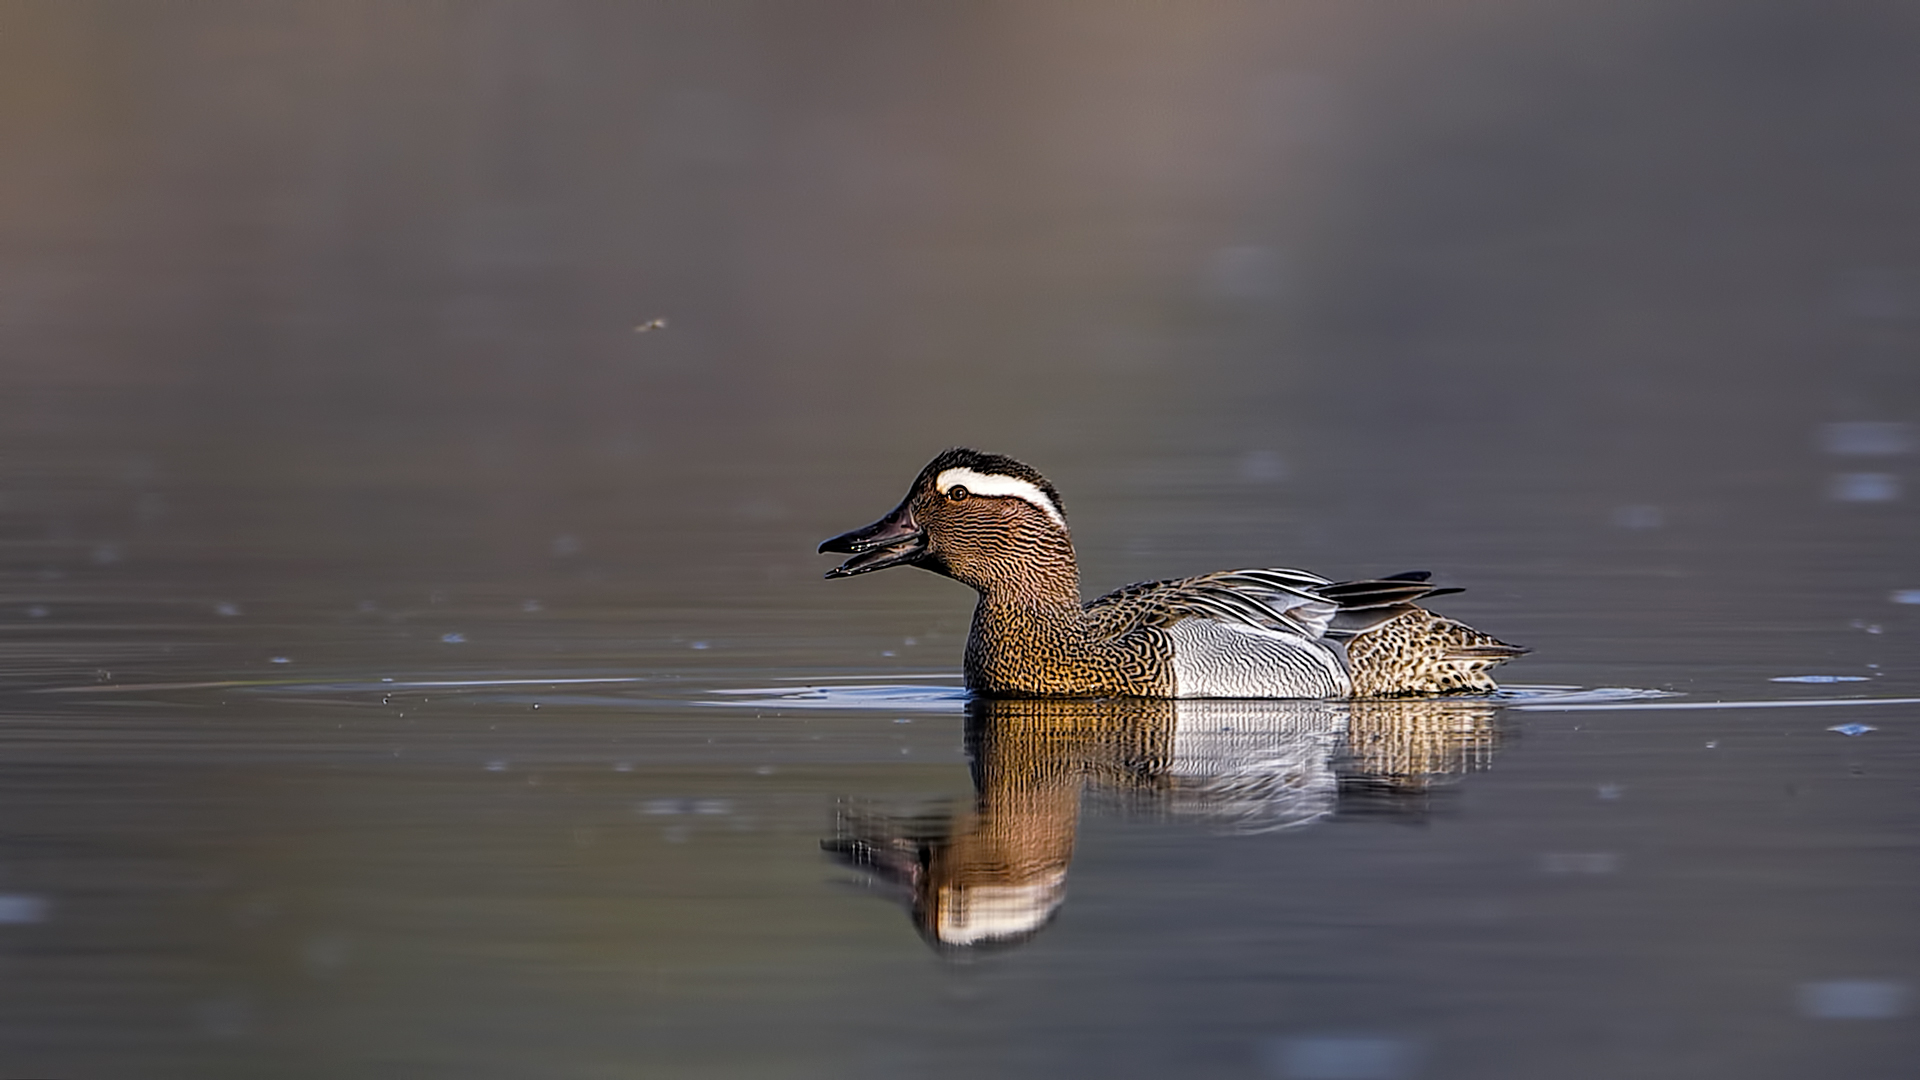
(1321, 572, 1528, 696)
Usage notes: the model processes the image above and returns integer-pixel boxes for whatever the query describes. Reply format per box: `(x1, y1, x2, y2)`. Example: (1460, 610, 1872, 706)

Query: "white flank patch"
(1168, 620, 1351, 699)
(935, 467, 1068, 530)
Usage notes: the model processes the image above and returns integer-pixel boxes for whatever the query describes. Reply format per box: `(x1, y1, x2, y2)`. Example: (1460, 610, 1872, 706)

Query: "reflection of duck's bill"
(931, 870, 1068, 947)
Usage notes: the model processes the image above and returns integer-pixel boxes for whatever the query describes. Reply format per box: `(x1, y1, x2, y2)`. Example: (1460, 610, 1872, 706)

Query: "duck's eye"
(946, 485, 970, 502)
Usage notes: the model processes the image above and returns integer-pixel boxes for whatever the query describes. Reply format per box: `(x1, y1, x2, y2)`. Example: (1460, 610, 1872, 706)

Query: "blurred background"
(4, 0, 1914, 614)
(2, 2, 1917, 1077)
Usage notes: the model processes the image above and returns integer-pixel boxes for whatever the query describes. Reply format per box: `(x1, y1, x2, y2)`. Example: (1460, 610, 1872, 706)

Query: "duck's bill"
(819, 503, 926, 578)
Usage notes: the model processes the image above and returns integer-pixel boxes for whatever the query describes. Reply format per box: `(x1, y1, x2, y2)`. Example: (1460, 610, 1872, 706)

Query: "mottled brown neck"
(953, 528, 1176, 697)
(958, 530, 1082, 686)
(938, 520, 1081, 603)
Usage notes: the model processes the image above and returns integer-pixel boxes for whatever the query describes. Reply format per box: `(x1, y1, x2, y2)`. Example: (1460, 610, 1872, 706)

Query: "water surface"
(4, 3, 1919, 1077)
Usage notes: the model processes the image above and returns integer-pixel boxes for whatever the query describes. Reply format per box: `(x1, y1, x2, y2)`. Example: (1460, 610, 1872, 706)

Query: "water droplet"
(214, 602, 240, 617)
(690, 641, 710, 650)
(486, 761, 507, 772)
(1771, 675, 1869, 683)
(270, 656, 290, 664)
(1829, 723, 1876, 737)
(441, 632, 466, 644)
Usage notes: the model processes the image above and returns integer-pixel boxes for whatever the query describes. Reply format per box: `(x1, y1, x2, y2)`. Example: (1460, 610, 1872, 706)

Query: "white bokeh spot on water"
(1263, 1035, 1422, 1079)
(1798, 980, 1911, 1019)
(1819, 421, 1914, 456)
(0, 895, 49, 924)
(1828, 472, 1902, 502)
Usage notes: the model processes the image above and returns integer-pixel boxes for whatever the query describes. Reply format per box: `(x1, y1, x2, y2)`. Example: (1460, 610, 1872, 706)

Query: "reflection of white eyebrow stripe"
(935, 467, 1068, 530)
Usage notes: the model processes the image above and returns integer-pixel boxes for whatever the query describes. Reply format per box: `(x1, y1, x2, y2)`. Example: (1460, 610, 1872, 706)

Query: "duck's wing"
(1085, 567, 1341, 639)
(1087, 568, 1470, 642)
(1314, 570, 1465, 640)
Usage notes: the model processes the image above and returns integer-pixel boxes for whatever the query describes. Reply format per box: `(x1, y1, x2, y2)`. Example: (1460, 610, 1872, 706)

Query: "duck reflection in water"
(824, 695, 1500, 952)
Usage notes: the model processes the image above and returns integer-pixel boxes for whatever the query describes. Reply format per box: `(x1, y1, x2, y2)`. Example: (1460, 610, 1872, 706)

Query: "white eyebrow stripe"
(935, 467, 1068, 530)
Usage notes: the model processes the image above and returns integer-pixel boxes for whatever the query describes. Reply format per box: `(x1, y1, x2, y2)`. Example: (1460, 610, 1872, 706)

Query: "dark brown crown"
(914, 448, 1065, 518)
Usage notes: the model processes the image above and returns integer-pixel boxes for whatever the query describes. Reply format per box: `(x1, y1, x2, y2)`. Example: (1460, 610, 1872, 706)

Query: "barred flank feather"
(1345, 607, 1529, 696)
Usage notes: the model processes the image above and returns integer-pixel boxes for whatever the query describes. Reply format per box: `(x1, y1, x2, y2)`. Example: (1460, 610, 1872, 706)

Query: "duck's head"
(819, 448, 1073, 591)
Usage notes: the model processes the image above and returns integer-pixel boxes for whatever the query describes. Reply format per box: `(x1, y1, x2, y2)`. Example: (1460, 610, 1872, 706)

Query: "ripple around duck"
(702, 682, 970, 712)
(704, 682, 1672, 713)
(704, 682, 1920, 715)
(1512, 695, 1920, 712)
(31, 674, 654, 696)
(29, 675, 1920, 717)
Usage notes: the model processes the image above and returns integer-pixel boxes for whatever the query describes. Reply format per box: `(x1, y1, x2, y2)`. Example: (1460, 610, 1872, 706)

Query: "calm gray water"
(3, 3, 1918, 1077)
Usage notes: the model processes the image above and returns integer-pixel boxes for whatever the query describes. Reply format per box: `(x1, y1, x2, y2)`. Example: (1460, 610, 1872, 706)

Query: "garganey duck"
(820, 449, 1526, 698)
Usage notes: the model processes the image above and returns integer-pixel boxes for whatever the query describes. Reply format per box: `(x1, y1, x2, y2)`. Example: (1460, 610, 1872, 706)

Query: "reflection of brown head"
(825, 696, 1504, 952)
(918, 699, 1180, 947)
(826, 699, 1167, 950)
